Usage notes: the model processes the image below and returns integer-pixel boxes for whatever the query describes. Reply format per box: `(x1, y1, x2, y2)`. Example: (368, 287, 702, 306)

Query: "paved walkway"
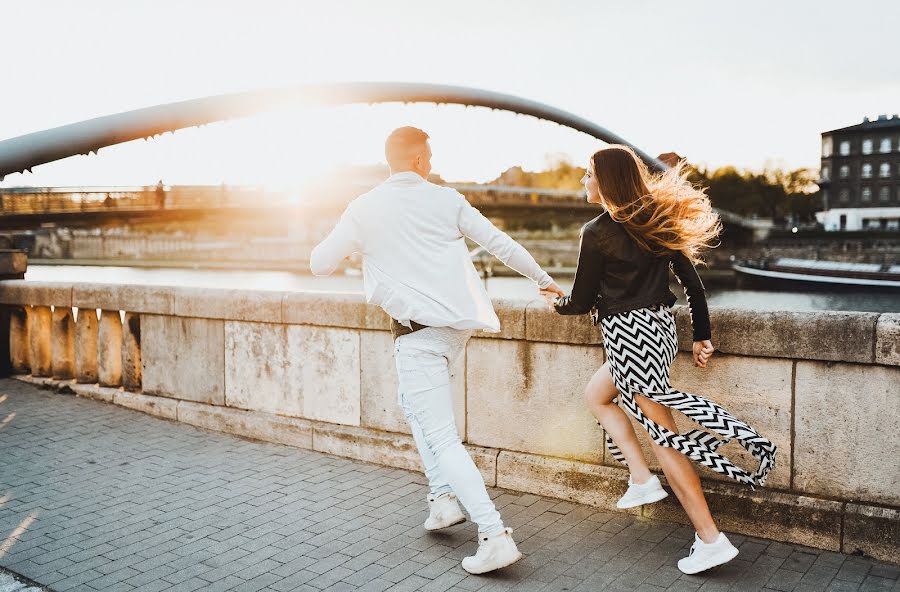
(0, 379, 897, 592)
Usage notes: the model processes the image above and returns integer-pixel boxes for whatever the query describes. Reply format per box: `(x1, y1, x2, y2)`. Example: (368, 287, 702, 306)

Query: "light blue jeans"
(394, 326, 504, 536)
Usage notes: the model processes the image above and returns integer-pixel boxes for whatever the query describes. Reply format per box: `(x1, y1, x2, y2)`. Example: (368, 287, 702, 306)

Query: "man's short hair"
(385, 126, 429, 165)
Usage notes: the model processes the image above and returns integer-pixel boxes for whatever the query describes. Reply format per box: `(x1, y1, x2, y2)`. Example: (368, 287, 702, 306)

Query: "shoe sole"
(424, 515, 466, 531)
(616, 488, 669, 509)
(462, 550, 523, 575)
(678, 546, 739, 574)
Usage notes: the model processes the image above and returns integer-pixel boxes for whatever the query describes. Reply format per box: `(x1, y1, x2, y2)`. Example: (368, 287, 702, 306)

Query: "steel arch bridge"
(0, 82, 668, 181)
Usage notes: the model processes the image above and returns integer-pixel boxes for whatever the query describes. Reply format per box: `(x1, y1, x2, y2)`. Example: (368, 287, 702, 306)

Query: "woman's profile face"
(581, 162, 603, 205)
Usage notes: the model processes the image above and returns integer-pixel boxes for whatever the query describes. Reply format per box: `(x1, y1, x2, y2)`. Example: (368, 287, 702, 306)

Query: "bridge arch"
(0, 82, 667, 180)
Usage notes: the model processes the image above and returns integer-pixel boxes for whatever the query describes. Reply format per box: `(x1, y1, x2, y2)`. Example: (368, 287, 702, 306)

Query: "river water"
(24, 265, 900, 313)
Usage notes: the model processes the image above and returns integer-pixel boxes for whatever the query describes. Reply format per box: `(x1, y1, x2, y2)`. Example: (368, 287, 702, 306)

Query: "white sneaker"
(677, 532, 739, 574)
(461, 527, 523, 574)
(616, 474, 669, 509)
(424, 493, 466, 531)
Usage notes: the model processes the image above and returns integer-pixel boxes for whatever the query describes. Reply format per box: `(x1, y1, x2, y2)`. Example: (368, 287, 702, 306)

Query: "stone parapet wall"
(1, 280, 897, 563)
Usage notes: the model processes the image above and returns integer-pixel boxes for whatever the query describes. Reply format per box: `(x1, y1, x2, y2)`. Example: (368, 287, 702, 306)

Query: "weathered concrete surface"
(0, 281, 72, 307)
(97, 310, 122, 387)
(359, 330, 466, 438)
(50, 307, 75, 379)
(609, 353, 793, 489)
(875, 313, 900, 366)
(843, 504, 900, 564)
(223, 321, 302, 416)
(68, 381, 117, 403)
(8, 306, 29, 374)
(485, 297, 528, 340)
(173, 287, 284, 322)
(467, 339, 605, 463)
(794, 361, 900, 505)
(644, 481, 844, 552)
(312, 422, 499, 487)
(121, 312, 141, 390)
(288, 325, 361, 426)
(114, 389, 177, 420)
(676, 306, 879, 364)
(74, 309, 98, 383)
(525, 300, 604, 345)
(177, 399, 314, 449)
(497, 450, 632, 513)
(27, 306, 51, 377)
(71, 283, 174, 315)
(282, 291, 388, 330)
(141, 315, 225, 405)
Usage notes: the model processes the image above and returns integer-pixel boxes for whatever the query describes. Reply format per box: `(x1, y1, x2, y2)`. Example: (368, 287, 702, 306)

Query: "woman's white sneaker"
(616, 474, 669, 509)
(424, 493, 466, 531)
(461, 527, 523, 574)
(677, 532, 739, 574)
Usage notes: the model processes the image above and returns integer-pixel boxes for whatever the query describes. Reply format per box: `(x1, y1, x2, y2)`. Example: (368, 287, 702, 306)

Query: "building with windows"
(817, 114, 900, 231)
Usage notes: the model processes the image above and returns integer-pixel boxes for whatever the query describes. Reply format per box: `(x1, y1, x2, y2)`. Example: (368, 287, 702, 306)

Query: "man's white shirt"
(310, 172, 553, 332)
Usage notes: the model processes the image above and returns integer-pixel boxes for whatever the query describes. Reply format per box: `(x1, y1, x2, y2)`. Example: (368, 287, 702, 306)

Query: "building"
(817, 114, 900, 231)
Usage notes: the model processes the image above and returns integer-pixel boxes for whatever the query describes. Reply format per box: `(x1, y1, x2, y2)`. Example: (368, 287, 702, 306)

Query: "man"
(310, 127, 564, 574)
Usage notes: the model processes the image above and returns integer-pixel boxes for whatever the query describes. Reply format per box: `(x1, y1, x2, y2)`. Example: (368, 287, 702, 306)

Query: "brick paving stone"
(0, 380, 896, 592)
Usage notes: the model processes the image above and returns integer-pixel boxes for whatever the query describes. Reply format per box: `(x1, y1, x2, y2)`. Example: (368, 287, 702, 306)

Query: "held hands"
(693, 340, 715, 368)
(539, 281, 565, 310)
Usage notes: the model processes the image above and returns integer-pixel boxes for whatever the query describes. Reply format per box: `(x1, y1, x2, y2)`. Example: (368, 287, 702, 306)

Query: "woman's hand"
(693, 340, 715, 368)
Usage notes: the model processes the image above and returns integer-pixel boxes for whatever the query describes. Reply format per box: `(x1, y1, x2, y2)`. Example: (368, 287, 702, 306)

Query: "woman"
(541, 146, 776, 574)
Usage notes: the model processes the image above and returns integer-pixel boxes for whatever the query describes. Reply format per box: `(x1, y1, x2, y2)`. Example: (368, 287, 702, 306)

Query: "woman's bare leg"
(634, 394, 719, 543)
(584, 363, 652, 484)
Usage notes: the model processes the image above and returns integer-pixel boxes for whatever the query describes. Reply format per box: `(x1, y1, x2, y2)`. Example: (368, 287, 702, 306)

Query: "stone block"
(794, 361, 900, 505)
(496, 451, 631, 512)
(113, 390, 177, 420)
(74, 309, 98, 383)
(282, 291, 388, 330)
(467, 339, 605, 463)
(875, 313, 900, 366)
(173, 287, 283, 322)
(69, 382, 117, 403)
(0, 281, 72, 307)
(676, 307, 878, 364)
(177, 401, 314, 449)
(224, 321, 302, 417)
(0, 250, 27, 275)
(71, 283, 175, 315)
(28, 305, 51, 377)
(359, 330, 465, 438)
(605, 353, 792, 489)
(525, 299, 604, 345)
(287, 325, 361, 426)
(842, 504, 900, 564)
(121, 312, 141, 391)
(9, 306, 29, 374)
(643, 480, 843, 551)
(97, 310, 122, 387)
(485, 297, 528, 340)
(141, 315, 225, 405)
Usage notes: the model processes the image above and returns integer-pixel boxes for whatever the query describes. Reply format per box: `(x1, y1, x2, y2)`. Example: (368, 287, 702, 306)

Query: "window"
(880, 163, 891, 178)
(839, 189, 850, 202)
(862, 139, 873, 154)
(822, 137, 833, 157)
(821, 165, 830, 181)
(862, 187, 872, 202)
(862, 163, 872, 178)
(839, 165, 850, 178)
(880, 187, 891, 201)
(880, 138, 892, 153)
(839, 141, 851, 156)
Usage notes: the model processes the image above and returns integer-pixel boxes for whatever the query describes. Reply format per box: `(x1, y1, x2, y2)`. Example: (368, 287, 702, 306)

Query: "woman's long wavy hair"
(591, 145, 721, 265)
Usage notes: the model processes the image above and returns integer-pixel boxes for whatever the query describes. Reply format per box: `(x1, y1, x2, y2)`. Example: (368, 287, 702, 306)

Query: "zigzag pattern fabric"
(599, 304, 777, 489)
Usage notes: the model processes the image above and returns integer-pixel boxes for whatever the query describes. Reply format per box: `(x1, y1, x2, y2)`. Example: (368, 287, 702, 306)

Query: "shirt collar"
(385, 171, 426, 184)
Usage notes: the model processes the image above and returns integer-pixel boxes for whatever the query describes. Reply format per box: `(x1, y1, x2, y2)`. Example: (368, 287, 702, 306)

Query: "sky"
(2, 0, 899, 187)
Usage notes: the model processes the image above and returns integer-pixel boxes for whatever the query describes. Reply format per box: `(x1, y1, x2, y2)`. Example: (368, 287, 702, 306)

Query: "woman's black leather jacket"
(554, 212, 711, 342)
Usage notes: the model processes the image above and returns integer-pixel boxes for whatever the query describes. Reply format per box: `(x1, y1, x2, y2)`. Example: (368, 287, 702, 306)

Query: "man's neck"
(390, 169, 425, 179)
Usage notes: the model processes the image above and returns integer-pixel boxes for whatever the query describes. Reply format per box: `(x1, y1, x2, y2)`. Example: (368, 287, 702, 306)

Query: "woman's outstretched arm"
(554, 229, 604, 315)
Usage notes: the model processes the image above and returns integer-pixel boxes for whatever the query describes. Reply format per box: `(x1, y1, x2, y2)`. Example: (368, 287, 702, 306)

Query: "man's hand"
(539, 282, 565, 310)
(693, 340, 715, 368)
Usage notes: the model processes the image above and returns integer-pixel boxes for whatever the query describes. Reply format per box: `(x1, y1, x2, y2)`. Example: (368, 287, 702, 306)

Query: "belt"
(390, 317, 429, 340)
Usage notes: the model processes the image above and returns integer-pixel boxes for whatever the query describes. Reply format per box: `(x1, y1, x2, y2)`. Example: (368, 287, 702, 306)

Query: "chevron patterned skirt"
(600, 304, 776, 488)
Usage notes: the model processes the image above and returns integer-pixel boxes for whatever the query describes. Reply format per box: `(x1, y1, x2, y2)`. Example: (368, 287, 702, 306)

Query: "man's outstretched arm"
(310, 208, 361, 276)
(457, 195, 554, 288)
